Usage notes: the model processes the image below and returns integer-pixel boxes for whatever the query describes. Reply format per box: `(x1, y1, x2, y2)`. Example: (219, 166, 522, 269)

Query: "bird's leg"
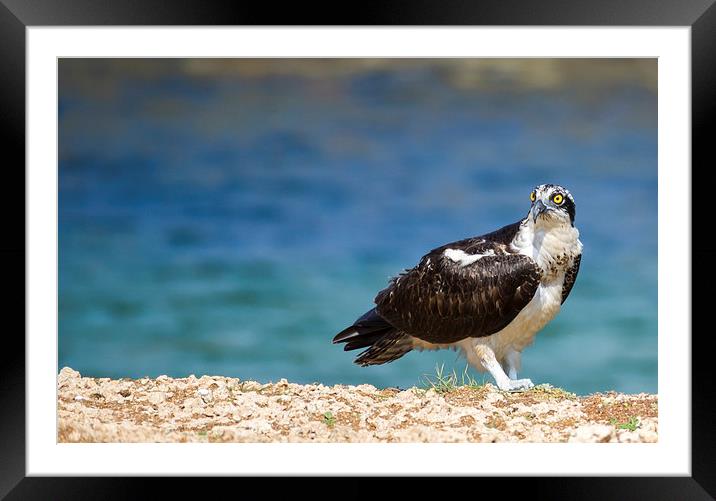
(504, 349, 521, 380)
(474, 344, 533, 392)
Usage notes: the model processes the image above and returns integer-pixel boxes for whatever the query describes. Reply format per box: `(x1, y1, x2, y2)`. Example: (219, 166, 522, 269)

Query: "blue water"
(58, 60, 657, 395)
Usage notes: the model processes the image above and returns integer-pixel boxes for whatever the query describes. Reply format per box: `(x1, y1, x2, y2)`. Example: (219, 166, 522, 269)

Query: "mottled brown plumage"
(332, 222, 545, 364)
(561, 254, 581, 304)
(374, 250, 541, 344)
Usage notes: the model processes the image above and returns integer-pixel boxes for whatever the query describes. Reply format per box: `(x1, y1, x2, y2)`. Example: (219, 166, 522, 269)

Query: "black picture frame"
(2, 0, 713, 498)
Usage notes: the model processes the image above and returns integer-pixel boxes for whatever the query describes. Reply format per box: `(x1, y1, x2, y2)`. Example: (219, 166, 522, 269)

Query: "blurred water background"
(58, 59, 657, 395)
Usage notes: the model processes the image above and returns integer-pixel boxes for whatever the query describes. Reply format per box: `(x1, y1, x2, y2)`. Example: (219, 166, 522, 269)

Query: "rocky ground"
(57, 367, 658, 443)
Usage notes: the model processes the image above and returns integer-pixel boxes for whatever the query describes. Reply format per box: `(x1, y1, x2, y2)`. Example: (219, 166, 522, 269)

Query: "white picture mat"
(27, 27, 690, 475)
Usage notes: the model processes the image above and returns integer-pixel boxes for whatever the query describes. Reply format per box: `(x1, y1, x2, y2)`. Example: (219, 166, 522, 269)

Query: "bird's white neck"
(511, 218, 582, 279)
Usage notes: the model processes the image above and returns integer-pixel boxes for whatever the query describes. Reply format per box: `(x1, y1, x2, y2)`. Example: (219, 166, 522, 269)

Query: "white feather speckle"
(443, 248, 494, 267)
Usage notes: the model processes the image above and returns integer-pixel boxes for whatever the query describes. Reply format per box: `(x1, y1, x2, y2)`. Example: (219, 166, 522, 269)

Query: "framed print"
(2, 0, 714, 497)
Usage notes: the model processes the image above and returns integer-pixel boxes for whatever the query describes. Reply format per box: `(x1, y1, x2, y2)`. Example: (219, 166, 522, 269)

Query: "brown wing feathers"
(561, 254, 581, 304)
(375, 251, 541, 344)
(333, 221, 542, 365)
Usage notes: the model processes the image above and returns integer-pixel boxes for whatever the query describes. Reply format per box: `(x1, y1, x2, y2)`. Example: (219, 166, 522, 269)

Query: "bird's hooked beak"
(532, 200, 548, 223)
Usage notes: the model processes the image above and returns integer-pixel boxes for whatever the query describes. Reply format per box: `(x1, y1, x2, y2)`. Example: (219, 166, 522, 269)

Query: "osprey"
(332, 184, 583, 392)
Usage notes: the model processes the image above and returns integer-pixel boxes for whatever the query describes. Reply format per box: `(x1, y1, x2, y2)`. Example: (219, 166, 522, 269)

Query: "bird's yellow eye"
(530, 191, 536, 202)
(552, 193, 564, 205)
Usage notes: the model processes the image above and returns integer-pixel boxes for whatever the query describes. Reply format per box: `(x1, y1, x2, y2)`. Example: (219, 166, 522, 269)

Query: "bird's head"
(528, 184, 576, 227)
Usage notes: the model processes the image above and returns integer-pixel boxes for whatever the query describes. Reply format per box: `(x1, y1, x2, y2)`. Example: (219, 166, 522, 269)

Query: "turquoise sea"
(58, 59, 657, 395)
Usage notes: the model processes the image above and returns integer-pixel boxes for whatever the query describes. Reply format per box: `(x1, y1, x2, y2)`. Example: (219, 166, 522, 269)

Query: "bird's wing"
(561, 254, 581, 304)
(374, 240, 541, 344)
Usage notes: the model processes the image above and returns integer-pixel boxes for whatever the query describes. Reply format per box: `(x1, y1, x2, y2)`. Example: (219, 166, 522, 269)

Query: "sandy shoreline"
(57, 367, 657, 443)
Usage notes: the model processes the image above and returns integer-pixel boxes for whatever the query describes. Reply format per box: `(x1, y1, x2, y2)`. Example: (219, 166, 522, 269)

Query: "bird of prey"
(332, 184, 583, 392)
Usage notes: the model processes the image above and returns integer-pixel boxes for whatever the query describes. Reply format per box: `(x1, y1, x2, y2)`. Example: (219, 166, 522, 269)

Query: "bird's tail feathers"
(332, 308, 413, 366)
(332, 308, 392, 345)
(353, 330, 413, 366)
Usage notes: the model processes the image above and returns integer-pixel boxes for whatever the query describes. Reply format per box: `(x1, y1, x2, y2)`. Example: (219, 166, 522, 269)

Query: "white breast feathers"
(511, 221, 582, 278)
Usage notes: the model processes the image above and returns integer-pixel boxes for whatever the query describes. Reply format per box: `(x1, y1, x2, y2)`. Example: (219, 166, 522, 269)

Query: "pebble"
(568, 424, 614, 443)
(148, 392, 167, 405)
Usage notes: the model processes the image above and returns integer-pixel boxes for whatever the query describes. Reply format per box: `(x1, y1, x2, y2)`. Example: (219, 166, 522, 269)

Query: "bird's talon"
(500, 378, 534, 392)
